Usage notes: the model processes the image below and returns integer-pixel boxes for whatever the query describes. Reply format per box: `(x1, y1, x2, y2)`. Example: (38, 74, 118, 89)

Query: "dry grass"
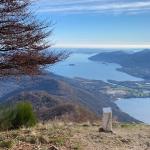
(0, 121, 149, 150)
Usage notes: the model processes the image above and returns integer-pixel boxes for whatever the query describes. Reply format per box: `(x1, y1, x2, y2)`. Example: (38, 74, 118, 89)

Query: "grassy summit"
(0, 121, 149, 150)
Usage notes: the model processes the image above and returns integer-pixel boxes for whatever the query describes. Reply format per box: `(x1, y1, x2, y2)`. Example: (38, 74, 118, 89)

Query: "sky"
(33, 0, 150, 48)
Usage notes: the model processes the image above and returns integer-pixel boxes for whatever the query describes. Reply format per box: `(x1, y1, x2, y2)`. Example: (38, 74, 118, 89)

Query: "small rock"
(99, 127, 105, 132)
(99, 127, 113, 133)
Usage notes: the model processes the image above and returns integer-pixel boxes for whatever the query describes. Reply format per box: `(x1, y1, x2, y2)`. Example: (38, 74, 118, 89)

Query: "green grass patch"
(0, 140, 13, 149)
(121, 123, 136, 128)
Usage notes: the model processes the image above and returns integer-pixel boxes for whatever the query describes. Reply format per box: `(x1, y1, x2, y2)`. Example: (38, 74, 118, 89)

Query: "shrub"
(0, 140, 13, 149)
(0, 101, 37, 130)
(12, 102, 37, 128)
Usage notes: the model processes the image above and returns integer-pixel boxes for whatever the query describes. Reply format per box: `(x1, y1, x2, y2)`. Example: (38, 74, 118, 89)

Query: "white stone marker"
(102, 107, 112, 132)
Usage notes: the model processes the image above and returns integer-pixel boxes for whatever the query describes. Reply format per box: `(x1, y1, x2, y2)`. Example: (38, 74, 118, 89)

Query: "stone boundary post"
(102, 107, 112, 132)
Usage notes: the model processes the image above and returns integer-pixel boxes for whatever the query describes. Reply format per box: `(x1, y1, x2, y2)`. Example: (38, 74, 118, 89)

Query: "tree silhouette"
(0, 0, 66, 76)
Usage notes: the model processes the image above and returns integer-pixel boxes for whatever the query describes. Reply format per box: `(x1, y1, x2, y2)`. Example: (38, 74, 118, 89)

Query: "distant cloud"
(36, 0, 150, 15)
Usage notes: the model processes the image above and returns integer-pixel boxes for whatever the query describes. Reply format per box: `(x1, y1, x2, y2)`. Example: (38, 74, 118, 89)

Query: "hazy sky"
(34, 0, 150, 48)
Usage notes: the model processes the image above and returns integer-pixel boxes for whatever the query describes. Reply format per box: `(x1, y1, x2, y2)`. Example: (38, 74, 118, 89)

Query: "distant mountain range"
(89, 49, 150, 80)
(0, 73, 140, 123)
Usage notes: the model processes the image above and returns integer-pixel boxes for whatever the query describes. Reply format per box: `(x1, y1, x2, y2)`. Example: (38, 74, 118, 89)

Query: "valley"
(1, 49, 150, 124)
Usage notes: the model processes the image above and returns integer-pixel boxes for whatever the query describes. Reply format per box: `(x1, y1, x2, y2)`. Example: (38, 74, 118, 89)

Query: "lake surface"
(116, 98, 150, 124)
(50, 53, 142, 82)
(48, 52, 150, 124)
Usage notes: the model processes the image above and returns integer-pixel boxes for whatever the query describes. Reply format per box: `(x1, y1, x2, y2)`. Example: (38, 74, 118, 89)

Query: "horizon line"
(53, 44, 150, 49)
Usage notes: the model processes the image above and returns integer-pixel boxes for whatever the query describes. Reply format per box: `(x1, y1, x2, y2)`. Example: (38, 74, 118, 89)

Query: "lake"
(50, 53, 142, 82)
(48, 52, 150, 124)
(116, 98, 150, 124)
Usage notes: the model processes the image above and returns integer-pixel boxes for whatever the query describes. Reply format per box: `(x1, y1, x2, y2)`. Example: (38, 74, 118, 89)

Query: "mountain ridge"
(89, 49, 150, 79)
(0, 73, 141, 123)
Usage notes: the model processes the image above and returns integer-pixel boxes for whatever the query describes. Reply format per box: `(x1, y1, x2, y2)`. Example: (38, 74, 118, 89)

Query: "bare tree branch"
(0, 0, 67, 76)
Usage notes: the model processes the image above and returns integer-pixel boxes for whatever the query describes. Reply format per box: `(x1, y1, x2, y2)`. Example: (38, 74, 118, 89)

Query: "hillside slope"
(4, 91, 97, 122)
(89, 49, 150, 79)
(0, 73, 140, 123)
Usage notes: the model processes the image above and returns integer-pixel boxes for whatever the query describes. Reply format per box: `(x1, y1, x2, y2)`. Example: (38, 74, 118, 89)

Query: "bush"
(0, 140, 13, 149)
(0, 101, 37, 130)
